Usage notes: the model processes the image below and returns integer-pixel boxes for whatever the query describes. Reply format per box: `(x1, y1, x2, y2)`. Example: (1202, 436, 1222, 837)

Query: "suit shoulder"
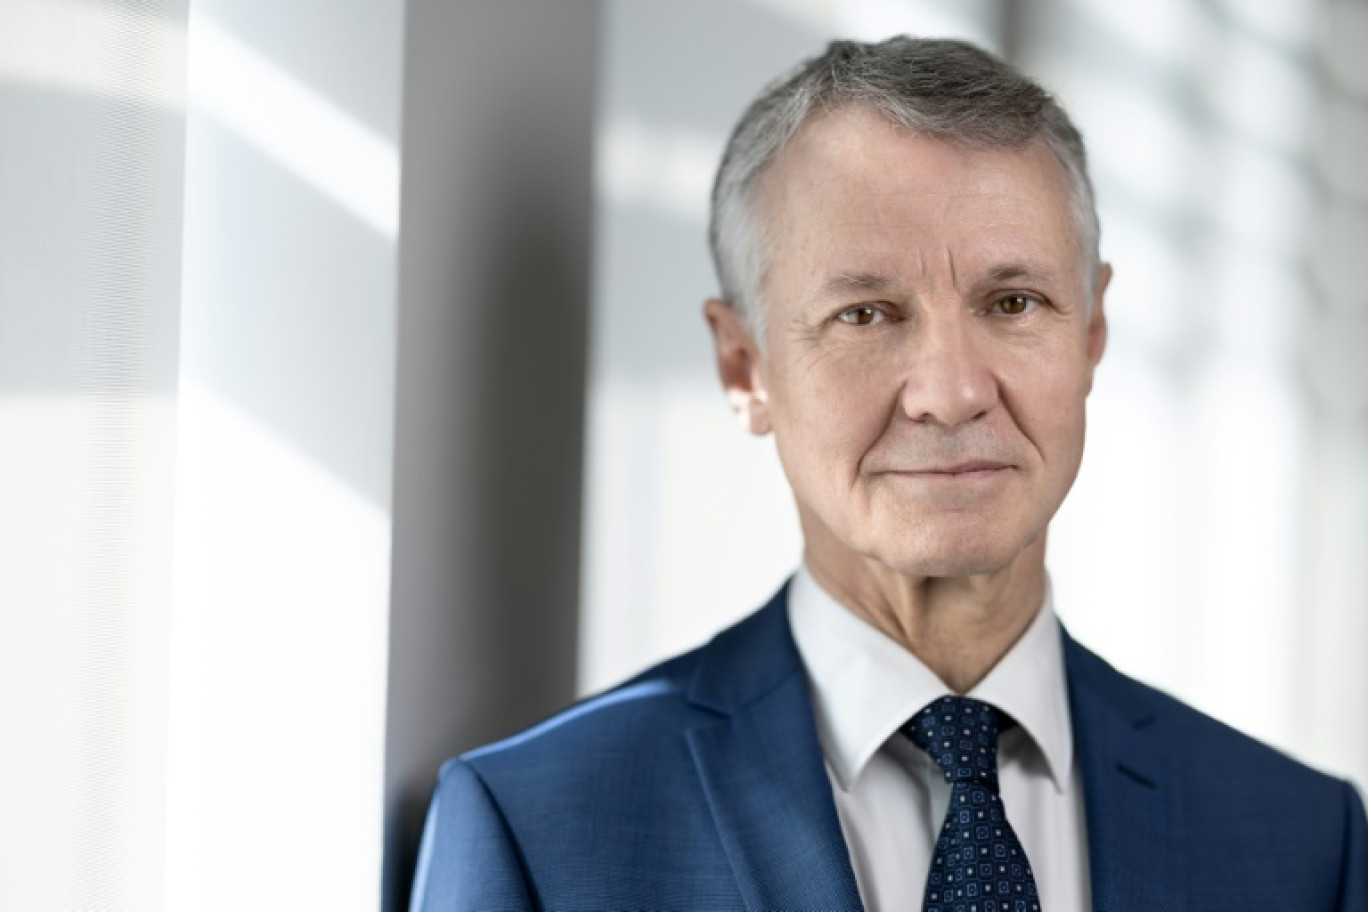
(1069, 637, 1349, 797)
(460, 591, 794, 774)
(461, 644, 708, 773)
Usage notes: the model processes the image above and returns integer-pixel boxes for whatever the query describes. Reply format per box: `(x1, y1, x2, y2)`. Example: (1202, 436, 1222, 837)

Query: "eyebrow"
(816, 263, 1057, 299)
(816, 271, 895, 298)
(984, 262, 1057, 285)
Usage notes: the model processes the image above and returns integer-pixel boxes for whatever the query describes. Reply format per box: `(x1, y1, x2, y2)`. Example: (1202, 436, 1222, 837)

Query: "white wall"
(164, 1, 404, 908)
(163, 3, 599, 906)
(2, 2, 601, 907)
(0, 2, 187, 907)
(1, 0, 408, 907)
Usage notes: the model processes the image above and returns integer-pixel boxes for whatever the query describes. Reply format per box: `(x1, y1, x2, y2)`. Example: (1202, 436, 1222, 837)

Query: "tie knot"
(902, 695, 1001, 786)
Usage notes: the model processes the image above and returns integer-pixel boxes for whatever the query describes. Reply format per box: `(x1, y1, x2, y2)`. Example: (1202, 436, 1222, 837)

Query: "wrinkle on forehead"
(759, 106, 1078, 246)
(754, 109, 1084, 311)
(820, 175, 1070, 235)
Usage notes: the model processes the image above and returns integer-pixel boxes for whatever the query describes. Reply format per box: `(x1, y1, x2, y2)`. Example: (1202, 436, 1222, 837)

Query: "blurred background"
(1, 0, 1364, 909)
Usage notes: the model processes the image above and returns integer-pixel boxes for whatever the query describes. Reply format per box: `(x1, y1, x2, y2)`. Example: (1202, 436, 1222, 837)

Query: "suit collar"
(686, 584, 804, 714)
(686, 584, 864, 911)
(683, 588, 1189, 911)
(1064, 631, 1186, 912)
(788, 566, 1074, 794)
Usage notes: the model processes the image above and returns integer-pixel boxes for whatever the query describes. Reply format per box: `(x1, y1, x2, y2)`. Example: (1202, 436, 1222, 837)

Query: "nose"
(899, 311, 999, 428)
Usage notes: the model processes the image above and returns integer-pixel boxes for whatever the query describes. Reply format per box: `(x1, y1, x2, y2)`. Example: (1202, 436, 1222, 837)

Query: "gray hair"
(708, 36, 1101, 338)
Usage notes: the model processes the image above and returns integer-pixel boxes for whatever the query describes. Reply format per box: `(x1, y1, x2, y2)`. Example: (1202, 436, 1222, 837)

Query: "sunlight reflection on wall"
(185, 13, 399, 238)
(165, 3, 400, 908)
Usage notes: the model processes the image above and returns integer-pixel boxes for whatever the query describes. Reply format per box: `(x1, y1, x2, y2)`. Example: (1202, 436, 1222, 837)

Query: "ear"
(1084, 263, 1111, 393)
(703, 298, 770, 435)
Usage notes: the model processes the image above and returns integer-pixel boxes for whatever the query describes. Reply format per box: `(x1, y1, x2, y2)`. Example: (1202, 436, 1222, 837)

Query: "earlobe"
(724, 380, 770, 435)
(745, 392, 771, 435)
(703, 298, 770, 436)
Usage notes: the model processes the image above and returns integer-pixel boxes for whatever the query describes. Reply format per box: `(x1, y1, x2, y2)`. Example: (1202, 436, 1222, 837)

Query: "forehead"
(755, 106, 1079, 285)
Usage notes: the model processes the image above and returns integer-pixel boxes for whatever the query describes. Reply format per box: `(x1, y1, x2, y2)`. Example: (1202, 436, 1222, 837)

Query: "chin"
(880, 551, 1011, 579)
(869, 522, 1033, 580)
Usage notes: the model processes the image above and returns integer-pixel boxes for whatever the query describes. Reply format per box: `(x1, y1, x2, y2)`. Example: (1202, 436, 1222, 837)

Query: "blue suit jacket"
(413, 586, 1368, 910)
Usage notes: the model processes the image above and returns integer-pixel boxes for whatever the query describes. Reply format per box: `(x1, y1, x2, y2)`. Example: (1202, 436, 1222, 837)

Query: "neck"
(803, 537, 1047, 694)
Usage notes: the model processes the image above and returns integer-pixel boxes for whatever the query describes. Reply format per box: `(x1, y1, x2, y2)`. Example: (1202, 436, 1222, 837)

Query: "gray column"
(383, 2, 600, 908)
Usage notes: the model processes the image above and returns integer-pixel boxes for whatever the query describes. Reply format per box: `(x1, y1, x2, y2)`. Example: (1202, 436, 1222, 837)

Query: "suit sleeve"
(410, 758, 535, 912)
(1339, 779, 1368, 912)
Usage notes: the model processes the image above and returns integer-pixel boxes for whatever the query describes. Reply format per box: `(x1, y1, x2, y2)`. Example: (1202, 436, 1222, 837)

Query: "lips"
(873, 460, 1015, 480)
(910, 461, 1011, 475)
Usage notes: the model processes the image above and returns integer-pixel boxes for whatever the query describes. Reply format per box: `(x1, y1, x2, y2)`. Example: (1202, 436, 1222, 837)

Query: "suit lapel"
(1064, 634, 1186, 912)
(685, 591, 1191, 911)
(685, 588, 863, 912)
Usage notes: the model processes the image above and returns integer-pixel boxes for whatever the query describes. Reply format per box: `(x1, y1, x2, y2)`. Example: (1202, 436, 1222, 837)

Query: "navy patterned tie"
(902, 695, 1041, 912)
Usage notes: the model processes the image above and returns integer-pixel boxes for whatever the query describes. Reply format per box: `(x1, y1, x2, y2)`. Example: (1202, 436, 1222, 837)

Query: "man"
(412, 37, 1367, 911)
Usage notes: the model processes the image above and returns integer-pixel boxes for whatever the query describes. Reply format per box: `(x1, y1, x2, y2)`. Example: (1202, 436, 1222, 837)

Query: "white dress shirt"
(787, 566, 1092, 912)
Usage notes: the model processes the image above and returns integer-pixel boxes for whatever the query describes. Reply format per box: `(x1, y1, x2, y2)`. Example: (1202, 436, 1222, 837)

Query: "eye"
(994, 293, 1039, 316)
(835, 304, 885, 326)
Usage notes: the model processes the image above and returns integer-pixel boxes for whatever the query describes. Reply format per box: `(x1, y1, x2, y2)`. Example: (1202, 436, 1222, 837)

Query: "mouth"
(884, 461, 1014, 480)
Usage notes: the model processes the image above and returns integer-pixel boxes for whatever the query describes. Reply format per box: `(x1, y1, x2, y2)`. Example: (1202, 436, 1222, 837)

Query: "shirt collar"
(787, 565, 1074, 795)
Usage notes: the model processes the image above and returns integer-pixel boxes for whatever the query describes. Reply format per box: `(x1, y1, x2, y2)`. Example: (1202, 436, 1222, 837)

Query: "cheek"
(1003, 346, 1091, 465)
(768, 349, 897, 477)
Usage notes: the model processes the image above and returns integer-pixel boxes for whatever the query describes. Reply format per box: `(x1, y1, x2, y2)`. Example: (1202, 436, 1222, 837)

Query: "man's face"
(709, 105, 1109, 580)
